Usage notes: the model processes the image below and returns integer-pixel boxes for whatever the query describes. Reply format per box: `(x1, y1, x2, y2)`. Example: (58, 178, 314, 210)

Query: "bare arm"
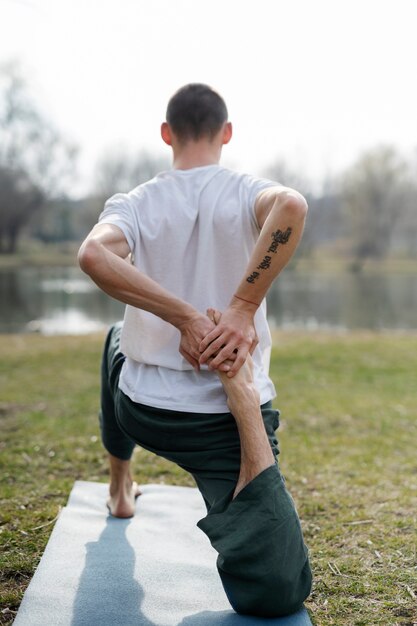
(199, 186, 308, 375)
(78, 223, 215, 370)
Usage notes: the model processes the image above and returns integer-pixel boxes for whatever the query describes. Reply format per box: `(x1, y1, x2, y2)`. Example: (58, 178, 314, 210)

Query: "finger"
(213, 309, 222, 325)
(218, 358, 234, 372)
(206, 308, 216, 324)
(227, 347, 249, 377)
(207, 351, 236, 368)
(179, 347, 200, 371)
(186, 348, 203, 362)
(199, 334, 229, 363)
(207, 344, 238, 370)
(209, 356, 234, 373)
(206, 308, 223, 326)
(199, 327, 222, 352)
(249, 336, 259, 355)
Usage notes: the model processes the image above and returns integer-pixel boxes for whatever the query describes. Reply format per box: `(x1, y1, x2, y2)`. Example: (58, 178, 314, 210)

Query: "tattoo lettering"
(246, 271, 260, 284)
(245, 226, 293, 284)
(267, 227, 292, 254)
(257, 255, 272, 270)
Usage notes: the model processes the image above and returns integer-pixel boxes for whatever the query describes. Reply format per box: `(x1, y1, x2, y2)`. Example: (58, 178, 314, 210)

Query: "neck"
(172, 141, 222, 170)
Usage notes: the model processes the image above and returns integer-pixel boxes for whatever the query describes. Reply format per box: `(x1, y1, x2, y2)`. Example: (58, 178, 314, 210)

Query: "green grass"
(0, 332, 416, 625)
(293, 253, 417, 275)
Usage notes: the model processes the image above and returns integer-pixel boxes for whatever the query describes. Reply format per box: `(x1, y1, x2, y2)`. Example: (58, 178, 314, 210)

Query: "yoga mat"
(13, 481, 312, 626)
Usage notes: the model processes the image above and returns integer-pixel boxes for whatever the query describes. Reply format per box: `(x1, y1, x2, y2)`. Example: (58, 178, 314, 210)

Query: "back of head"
(166, 83, 228, 143)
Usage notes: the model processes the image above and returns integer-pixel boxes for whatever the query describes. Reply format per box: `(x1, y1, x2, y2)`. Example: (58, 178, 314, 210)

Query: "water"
(0, 266, 124, 335)
(0, 266, 416, 335)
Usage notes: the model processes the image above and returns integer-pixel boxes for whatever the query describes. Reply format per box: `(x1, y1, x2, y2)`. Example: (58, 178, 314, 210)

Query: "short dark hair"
(166, 83, 228, 142)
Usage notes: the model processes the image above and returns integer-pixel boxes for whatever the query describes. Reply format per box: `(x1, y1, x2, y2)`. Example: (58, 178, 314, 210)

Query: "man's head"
(162, 83, 230, 146)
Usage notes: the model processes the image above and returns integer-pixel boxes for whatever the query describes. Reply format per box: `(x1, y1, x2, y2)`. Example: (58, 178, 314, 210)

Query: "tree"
(94, 148, 169, 200)
(0, 62, 78, 253)
(341, 146, 412, 267)
(394, 149, 417, 257)
(264, 159, 311, 197)
(264, 159, 326, 258)
(78, 149, 171, 235)
(0, 166, 43, 253)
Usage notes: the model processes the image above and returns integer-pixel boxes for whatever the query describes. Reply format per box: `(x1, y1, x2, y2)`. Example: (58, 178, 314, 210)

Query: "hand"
(204, 308, 238, 374)
(199, 303, 258, 377)
(178, 312, 216, 371)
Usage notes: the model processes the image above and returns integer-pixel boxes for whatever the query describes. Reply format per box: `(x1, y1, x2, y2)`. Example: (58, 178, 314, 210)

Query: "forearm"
(198, 190, 308, 374)
(78, 239, 197, 329)
(233, 191, 307, 310)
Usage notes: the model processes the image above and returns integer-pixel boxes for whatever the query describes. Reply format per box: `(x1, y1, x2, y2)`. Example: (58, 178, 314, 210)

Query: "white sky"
(1, 0, 416, 195)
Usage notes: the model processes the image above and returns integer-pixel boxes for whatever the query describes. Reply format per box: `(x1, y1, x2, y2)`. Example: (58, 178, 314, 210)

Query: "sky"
(1, 0, 416, 196)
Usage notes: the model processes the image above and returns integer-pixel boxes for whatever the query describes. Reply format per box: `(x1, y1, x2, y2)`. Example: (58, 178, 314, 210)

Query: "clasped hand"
(178, 305, 258, 378)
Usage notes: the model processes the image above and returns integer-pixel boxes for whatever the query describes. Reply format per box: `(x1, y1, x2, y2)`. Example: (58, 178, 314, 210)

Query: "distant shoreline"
(0, 245, 78, 269)
(1, 246, 417, 274)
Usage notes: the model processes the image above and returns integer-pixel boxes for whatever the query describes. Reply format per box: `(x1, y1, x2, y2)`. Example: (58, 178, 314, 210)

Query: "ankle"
(110, 473, 133, 491)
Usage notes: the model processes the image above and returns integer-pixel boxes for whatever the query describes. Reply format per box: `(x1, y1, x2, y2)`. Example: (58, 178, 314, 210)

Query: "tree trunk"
(6, 227, 19, 254)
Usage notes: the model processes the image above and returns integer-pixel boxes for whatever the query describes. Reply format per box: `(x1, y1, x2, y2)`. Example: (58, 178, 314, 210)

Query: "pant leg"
(196, 462, 312, 618)
(99, 323, 136, 461)
(114, 391, 312, 617)
(190, 404, 312, 618)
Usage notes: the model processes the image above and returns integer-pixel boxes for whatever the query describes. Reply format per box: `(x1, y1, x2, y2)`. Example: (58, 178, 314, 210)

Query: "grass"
(0, 331, 416, 625)
(294, 255, 417, 275)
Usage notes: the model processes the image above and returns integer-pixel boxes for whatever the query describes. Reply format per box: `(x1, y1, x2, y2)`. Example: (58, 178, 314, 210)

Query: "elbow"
(279, 189, 308, 220)
(78, 238, 102, 275)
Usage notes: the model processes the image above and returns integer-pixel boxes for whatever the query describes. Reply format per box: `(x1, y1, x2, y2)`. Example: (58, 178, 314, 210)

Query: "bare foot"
(106, 480, 142, 518)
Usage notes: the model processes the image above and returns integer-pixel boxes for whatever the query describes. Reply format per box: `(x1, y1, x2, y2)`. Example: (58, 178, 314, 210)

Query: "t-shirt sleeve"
(98, 192, 136, 253)
(244, 175, 281, 231)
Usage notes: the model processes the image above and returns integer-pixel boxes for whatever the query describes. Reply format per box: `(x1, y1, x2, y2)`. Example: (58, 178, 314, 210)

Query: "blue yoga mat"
(13, 481, 312, 625)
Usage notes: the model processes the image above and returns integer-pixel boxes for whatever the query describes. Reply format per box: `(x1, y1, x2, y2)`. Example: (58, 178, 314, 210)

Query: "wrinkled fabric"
(100, 324, 312, 617)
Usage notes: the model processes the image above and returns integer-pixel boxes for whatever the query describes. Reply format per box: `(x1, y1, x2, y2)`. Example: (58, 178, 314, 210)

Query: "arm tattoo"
(246, 271, 260, 284)
(257, 255, 272, 270)
(246, 227, 293, 284)
(267, 227, 293, 253)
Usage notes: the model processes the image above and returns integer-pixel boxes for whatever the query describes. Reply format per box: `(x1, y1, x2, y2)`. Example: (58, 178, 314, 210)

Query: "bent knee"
(230, 561, 312, 618)
(233, 589, 304, 619)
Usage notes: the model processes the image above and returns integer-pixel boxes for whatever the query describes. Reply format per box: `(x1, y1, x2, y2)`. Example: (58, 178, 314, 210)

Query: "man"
(78, 83, 312, 618)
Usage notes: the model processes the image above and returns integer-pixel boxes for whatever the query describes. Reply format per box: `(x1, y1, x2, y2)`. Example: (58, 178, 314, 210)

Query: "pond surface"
(0, 266, 416, 335)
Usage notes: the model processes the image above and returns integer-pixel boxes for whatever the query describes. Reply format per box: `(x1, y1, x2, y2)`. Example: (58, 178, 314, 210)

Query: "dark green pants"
(99, 323, 312, 617)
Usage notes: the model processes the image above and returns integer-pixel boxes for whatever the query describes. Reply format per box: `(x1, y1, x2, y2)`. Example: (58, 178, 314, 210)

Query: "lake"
(1, 266, 416, 335)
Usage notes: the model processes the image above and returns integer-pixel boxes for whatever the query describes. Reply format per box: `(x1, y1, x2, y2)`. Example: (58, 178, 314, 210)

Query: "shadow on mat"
(70, 514, 309, 625)
(71, 515, 155, 626)
(178, 610, 311, 625)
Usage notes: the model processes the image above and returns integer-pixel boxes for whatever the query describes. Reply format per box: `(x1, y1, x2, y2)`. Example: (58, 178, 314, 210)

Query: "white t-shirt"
(99, 164, 278, 413)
